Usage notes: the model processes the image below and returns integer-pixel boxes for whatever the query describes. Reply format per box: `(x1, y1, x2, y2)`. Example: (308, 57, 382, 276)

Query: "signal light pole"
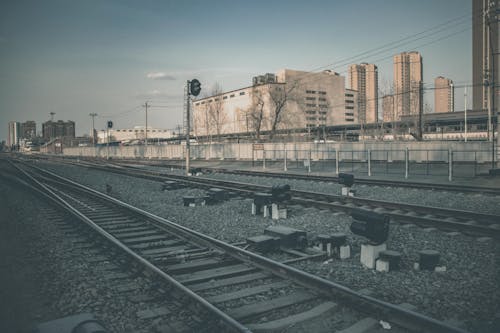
(185, 79, 201, 176)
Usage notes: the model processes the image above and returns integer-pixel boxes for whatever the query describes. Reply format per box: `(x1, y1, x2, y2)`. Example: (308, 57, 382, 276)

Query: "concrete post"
(448, 149, 453, 182)
(263, 150, 266, 170)
(368, 149, 371, 177)
(335, 149, 339, 175)
(405, 148, 409, 179)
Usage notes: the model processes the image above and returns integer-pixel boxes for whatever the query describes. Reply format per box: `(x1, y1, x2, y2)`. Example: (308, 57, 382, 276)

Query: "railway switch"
(252, 192, 272, 217)
(205, 188, 228, 204)
(246, 235, 280, 252)
(351, 208, 390, 269)
(418, 250, 440, 270)
(376, 250, 402, 272)
(264, 225, 307, 249)
(339, 173, 355, 196)
(269, 184, 291, 219)
(350, 208, 389, 245)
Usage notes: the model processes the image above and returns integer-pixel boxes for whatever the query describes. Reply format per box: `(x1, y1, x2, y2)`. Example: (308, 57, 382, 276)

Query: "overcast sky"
(0, 0, 472, 141)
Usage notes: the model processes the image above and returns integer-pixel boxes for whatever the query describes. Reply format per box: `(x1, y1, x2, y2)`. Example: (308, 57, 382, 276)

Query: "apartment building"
(192, 69, 358, 137)
(393, 51, 423, 120)
(348, 63, 378, 123)
(434, 76, 454, 113)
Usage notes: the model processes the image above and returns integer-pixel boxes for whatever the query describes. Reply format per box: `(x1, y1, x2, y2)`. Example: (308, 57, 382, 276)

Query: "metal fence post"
(368, 149, 371, 176)
(335, 149, 339, 174)
(263, 150, 266, 169)
(448, 149, 453, 181)
(308, 149, 311, 173)
(405, 148, 409, 179)
(284, 147, 287, 171)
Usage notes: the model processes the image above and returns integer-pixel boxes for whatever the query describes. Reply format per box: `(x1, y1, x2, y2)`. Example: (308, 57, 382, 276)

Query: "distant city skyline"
(0, 0, 473, 141)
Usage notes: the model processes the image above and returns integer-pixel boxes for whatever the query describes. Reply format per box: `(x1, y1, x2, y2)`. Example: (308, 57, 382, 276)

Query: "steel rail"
(13, 159, 470, 333)
(41, 160, 500, 238)
(10, 161, 252, 333)
(95, 158, 500, 195)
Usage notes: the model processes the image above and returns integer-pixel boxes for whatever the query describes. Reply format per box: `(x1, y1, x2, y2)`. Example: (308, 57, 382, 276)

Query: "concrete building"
(97, 126, 174, 144)
(20, 121, 36, 139)
(42, 120, 75, 140)
(434, 76, 454, 113)
(472, 0, 499, 145)
(348, 63, 378, 123)
(382, 95, 395, 122)
(192, 69, 358, 138)
(8, 121, 20, 147)
(393, 51, 423, 121)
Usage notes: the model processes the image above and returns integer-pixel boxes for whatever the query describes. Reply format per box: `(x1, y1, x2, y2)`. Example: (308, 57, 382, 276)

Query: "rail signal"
(189, 79, 201, 96)
(107, 121, 113, 128)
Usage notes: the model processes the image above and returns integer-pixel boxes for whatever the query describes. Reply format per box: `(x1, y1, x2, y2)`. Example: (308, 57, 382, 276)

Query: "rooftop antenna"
(49, 112, 56, 121)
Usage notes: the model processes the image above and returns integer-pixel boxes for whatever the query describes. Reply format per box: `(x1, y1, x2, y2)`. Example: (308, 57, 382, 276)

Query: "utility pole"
(89, 113, 97, 145)
(143, 102, 149, 147)
(465, 87, 468, 142)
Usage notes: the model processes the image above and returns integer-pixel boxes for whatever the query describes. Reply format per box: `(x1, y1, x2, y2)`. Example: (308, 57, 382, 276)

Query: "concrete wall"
(63, 141, 495, 163)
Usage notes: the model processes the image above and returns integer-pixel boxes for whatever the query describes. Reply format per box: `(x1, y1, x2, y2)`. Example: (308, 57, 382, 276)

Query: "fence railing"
(63, 142, 496, 180)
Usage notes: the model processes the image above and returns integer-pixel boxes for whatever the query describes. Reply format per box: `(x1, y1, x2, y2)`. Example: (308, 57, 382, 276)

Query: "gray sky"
(0, 0, 472, 141)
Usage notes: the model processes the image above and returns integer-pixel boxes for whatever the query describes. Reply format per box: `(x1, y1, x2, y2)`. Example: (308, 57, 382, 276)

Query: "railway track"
(43, 158, 500, 239)
(104, 158, 500, 196)
(10, 159, 468, 333)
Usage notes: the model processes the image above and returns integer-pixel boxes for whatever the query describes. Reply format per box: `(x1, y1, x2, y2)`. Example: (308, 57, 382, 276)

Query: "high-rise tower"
(348, 63, 379, 123)
(393, 51, 423, 121)
(434, 76, 454, 113)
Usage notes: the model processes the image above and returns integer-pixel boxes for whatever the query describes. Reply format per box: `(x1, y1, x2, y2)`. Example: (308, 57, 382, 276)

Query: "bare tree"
(246, 86, 266, 141)
(207, 83, 226, 140)
(268, 82, 300, 140)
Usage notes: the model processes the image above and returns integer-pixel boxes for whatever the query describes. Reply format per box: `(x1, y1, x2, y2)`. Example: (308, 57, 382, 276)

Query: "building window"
(319, 104, 328, 108)
(346, 93, 354, 97)
(223, 96, 228, 100)
(195, 102, 200, 106)
(240, 91, 245, 95)
(306, 124, 316, 128)
(306, 97, 316, 101)
(201, 101, 205, 104)
(230, 94, 235, 98)
(318, 91, 327, 95)
(306, 90, 316, 94)
(318, 98, 326, 101)
(345, 112, 354, 116)
(305, 110, 316, 114)
(346, 106, 354, 110)
(345, 100, 354, 104)
(306, 103, 316, 107)
(345, 118, 355, 122)
(306, 116, 316, 121)
(319, 111, 327, 115)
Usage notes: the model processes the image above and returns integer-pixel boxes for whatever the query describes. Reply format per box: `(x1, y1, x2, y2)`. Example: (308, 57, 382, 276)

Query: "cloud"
(146, 72, 176, 80)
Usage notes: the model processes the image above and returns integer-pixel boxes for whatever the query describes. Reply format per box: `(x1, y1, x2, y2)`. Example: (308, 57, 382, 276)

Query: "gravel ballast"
(37, 161, 500, 332)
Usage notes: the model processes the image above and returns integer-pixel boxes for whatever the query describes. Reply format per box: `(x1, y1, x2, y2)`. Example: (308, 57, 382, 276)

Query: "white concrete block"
(339, 245, 351, 259)
(376, 259, 390, 272)
(271, 204, 287, 220)
(341, 187, 349, 196)
(360, 243, 387, 269)
(251, 203, 257, 215)
(434, 266, 447, 272)
(263, 205, 270, 218)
